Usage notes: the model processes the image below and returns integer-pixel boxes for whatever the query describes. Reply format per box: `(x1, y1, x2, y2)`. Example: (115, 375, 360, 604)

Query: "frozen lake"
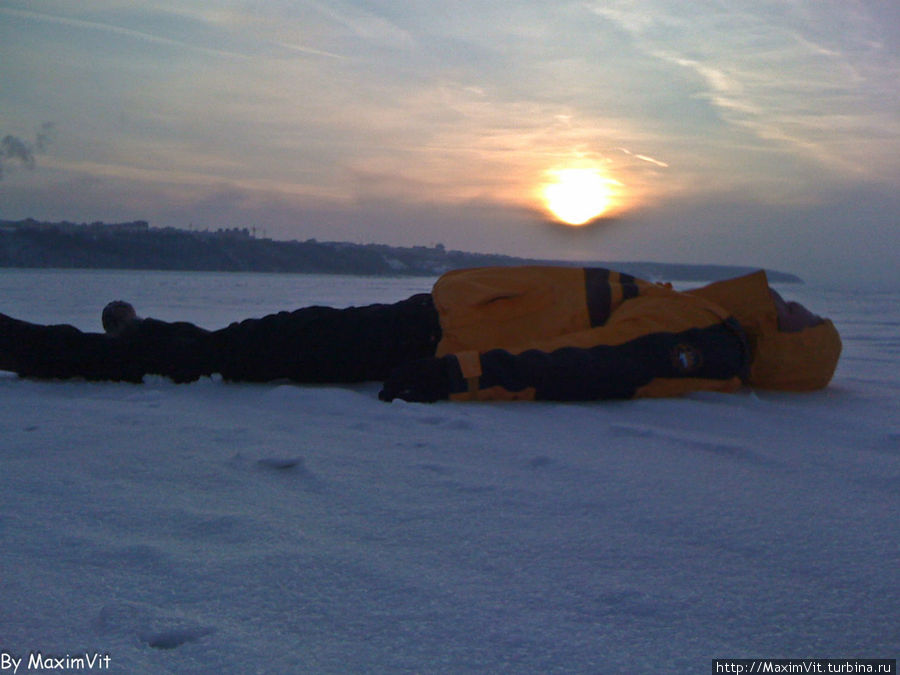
(1, 268, 898, 674)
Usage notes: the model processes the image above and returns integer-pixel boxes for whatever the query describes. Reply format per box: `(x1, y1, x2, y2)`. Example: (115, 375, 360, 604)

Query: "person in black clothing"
(0, 266, 841, 402)
(0, 294, 442, 393)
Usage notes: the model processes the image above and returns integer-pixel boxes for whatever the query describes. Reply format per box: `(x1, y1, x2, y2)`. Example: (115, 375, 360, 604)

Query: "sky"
(1, 0, 898, 286)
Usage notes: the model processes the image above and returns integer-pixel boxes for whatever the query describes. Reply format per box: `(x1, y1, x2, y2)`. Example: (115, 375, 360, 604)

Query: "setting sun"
(540, 168, 621, 225)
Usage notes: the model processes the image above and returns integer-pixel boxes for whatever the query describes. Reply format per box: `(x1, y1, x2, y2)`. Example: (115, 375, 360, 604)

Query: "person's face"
(769, 289, 824, 332)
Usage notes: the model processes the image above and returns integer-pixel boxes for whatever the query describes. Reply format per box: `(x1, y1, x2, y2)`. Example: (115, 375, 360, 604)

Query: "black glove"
(379, 356, 454, 403)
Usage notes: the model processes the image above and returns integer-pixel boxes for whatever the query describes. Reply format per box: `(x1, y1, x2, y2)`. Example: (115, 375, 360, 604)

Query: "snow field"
(0, 270, 897, 673)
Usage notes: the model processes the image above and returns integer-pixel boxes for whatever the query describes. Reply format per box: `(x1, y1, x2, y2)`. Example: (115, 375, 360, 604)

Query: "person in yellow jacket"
(0, 266, 841, 402)
(406, 266, 841, 401)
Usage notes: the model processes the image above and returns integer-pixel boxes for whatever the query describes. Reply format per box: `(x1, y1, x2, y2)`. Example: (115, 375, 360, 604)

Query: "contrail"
(0, 7, 248, 60)
(616, 147, 669, 168)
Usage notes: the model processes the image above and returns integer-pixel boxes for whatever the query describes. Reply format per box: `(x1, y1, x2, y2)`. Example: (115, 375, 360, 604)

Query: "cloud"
(302, 0, 416, 51)
(0, 5, 249, 60)
(588, 0, 900, 180)
(0, 135, 35, 173)
(0, 123, 53, 179)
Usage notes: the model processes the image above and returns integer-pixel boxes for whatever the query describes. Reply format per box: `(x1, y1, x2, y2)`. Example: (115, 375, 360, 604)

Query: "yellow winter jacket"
(431, 266, 839, 401)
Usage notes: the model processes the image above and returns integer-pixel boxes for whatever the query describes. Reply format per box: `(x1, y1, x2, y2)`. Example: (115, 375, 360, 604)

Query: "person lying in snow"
(0, 266, 841, 402)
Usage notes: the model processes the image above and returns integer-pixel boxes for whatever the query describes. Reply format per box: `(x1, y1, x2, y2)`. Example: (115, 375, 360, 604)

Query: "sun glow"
(540, 167, 621, 225)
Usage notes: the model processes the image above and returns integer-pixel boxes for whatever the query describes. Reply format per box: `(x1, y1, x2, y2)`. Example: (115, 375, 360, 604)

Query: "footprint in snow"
(255, 456, 325, 491)
(94, 602, 214, 650)
(257, 456, 305, 470)
(143, 626, 213, 650)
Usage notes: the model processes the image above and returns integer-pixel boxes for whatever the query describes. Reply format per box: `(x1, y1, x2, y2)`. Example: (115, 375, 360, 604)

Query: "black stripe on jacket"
(584, 268, 612, 326)
(583, 268, 641, 327)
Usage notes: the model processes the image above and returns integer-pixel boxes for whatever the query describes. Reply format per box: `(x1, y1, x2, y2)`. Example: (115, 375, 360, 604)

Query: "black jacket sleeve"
(455, 322, 748, 401)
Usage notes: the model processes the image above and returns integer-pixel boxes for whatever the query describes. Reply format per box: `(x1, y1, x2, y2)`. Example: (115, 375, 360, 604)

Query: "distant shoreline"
(0, 218, 802, 283)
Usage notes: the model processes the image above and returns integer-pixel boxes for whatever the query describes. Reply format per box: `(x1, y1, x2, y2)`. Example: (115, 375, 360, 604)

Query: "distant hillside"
(0, 218, 802, 283)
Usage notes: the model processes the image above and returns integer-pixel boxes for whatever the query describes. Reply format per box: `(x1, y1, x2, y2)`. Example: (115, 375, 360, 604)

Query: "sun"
(540, 167, 620, 225)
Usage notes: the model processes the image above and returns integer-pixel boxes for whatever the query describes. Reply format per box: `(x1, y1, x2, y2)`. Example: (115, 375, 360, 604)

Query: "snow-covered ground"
(1, 269, 898, 674)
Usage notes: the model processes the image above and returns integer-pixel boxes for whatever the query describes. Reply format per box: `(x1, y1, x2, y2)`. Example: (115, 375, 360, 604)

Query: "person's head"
(688, 271, 842, 391)
(747, 289, 841, 391)
(769, 289, 823, 332)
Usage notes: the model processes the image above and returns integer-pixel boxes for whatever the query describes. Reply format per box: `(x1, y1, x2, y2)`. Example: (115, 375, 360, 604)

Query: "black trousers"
(0, 294, 441, 384)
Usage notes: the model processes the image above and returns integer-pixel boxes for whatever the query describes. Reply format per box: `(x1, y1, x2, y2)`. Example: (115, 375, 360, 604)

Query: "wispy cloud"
(588, 0, 900, 179)
(0, 6, 248, 60)
(269, 40, 344, 60)
(301, 0, 416, 51)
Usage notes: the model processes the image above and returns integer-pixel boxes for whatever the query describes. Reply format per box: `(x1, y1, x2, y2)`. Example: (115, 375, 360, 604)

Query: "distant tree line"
(0, 218, 533, 276)
(0, 219, 801, 282)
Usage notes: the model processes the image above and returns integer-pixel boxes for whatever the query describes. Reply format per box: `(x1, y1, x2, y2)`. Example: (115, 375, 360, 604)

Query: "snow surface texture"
(0, 269, 898, 674)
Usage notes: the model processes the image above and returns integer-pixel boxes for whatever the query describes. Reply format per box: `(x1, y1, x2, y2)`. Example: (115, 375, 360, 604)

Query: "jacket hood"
(689, 271, 841, 391)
